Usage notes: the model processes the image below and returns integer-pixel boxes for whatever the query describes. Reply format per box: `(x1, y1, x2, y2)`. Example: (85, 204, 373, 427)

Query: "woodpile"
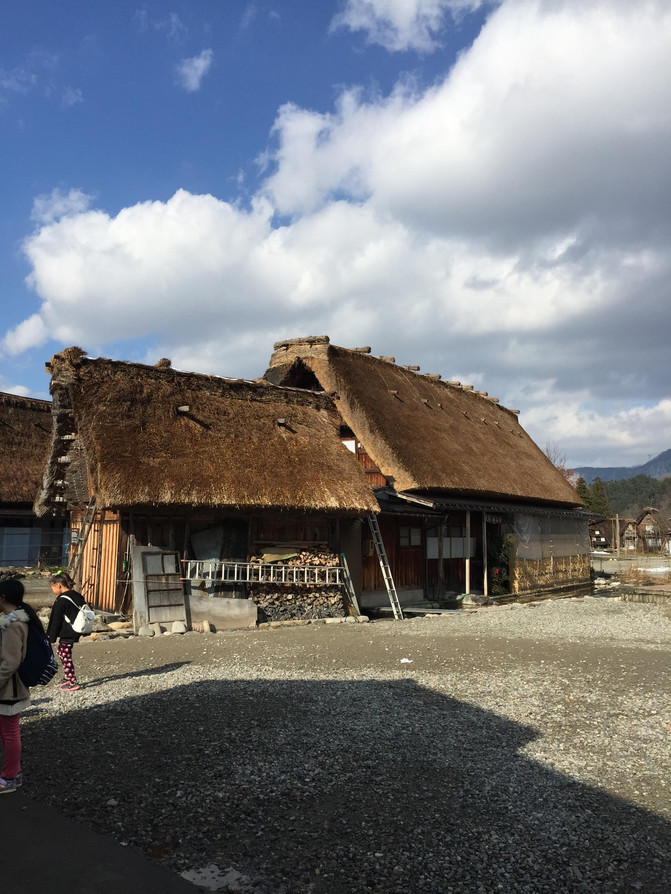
(250, 548, 340, 567)
(249, 548, 347, 622)
(253, 585, 345, 623)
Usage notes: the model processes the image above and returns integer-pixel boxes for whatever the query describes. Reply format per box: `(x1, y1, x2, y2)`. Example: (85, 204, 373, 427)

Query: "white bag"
(62, 594, 96, 635)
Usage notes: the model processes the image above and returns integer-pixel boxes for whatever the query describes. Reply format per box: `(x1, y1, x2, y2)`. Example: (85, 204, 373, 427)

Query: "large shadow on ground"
(21, 678, 671, 893)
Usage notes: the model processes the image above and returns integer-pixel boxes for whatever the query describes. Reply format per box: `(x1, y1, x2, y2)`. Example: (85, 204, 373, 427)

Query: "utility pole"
(616, 514, 620, 557)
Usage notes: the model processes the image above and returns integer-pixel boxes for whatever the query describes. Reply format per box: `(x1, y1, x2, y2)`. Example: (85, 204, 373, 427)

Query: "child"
(0, 578, 40, 793)
(47, 571, 86, 692)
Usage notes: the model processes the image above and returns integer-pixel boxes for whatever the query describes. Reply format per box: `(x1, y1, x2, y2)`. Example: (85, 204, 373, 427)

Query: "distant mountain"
(574, 448, 671, 485)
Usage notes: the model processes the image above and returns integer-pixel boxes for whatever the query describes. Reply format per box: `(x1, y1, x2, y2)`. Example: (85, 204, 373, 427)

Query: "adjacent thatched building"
(265, 336, 590, 606)
(35, 348, 378, 627)
(0, 392, 67, 567)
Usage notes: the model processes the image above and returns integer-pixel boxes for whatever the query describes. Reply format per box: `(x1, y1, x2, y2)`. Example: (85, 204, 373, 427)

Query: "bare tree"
(544, 442, 575, 484)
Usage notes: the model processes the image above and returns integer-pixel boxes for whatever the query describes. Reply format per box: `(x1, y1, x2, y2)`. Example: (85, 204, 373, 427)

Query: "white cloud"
(522, 399, 671, 469)
(31, 188, 94, 226)
(269, 0, 671, 251)
(331, 0, 490, 52)
(135, 9, 187, 40)
(7, 0, 671, 466)
(175, 49, 214, 92)
(62, 86, 83, 107)
(0, 382, 31, 397)
(0, 49, 59, 100)
(2, 314, 49, 356)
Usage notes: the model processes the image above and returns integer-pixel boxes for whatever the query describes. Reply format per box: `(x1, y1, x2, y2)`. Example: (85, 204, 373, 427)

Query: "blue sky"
(2, 0, 670, 468)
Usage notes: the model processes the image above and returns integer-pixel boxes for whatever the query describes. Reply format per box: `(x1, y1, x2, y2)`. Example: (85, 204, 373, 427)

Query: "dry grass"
(267, 339, 582, 504)
(619, 566, 671, 586)
(0, 392, 52, 503)
(39, 350, 379, 514)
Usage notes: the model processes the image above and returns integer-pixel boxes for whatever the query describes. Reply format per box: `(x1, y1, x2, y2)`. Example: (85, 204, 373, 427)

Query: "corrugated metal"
(71, 509, 121, 611)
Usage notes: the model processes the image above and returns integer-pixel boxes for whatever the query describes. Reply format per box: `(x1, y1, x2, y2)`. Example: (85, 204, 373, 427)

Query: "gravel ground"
(18, 595, 671, 894)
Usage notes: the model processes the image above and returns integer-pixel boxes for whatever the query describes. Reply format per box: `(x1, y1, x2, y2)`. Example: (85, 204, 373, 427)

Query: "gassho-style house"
(34, 341, 589, 629)
(0, 391, 68, 568)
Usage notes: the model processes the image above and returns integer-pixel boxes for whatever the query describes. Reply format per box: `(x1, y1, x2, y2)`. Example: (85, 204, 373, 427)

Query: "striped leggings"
(57, 643, 78, 684)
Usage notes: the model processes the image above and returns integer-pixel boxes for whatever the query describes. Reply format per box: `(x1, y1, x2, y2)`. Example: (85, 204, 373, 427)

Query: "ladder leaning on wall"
(367, 514, 404, 620)
(339, 552, 361, 616)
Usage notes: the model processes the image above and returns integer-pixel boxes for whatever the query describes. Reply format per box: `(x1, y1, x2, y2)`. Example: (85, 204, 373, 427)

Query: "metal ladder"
(69, 497, 97, 580)
(339, 553, 361, 617)
(368, 514, 403, 619)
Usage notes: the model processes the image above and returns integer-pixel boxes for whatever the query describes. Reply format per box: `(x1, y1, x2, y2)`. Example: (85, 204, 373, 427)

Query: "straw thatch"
(35, 349, 379, 516)
(266, 337, 581, 507)
(0, 392, 52, 504)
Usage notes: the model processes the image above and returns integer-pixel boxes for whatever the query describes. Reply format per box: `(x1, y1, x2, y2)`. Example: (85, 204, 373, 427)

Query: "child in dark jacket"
(47, 571, 85, 692)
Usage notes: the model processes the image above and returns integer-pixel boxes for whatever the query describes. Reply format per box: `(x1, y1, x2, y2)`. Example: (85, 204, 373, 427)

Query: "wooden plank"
(146, 577, 183, 591)
(147, 590, 185, 607)
(149, 605, 185, 623)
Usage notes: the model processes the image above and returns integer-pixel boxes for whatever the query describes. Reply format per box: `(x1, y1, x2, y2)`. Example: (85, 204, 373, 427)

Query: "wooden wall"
(362, 514, 425, 592)
(70, 508, 123, 612)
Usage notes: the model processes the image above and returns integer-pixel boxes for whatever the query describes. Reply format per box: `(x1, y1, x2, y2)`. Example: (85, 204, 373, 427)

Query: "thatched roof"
(265, 337, 581, 508)
(35, 349, 379, 516)
(0, 392, 52, 504)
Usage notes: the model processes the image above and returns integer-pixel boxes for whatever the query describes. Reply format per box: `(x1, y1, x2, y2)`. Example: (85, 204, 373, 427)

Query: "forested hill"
(574, 448, 671, 485)
(601, 475, 671, 517)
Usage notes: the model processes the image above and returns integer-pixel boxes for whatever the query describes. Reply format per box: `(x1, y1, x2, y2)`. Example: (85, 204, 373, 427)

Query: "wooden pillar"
(482, 513, 488, 597)
(437, 516, 445, 596)
(93, 509, 105, 607)
(465, 510, 471, 594)
(182, 516, 191, 560)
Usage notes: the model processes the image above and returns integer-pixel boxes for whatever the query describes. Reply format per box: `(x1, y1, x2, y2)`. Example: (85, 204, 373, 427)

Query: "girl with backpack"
(0, 578, 41, 794)
(47, 571, 86, 692)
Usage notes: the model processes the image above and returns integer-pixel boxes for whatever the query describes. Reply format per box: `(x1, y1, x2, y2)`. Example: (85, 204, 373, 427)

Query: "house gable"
(266, 337, 581, 508)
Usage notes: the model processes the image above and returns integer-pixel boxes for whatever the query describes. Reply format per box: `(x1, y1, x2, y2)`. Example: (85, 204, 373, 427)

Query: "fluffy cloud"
(2, 314, 48, 356)
(175, 49, 214, 92)
(524, 399, 671, 468)
(31, 188, 93, 225)
(331, 0, 490, 52)
(8, 0, 671, 465)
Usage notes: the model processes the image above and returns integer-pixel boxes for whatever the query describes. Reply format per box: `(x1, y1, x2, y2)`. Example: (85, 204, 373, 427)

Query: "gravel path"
(19, 595, 671, 893)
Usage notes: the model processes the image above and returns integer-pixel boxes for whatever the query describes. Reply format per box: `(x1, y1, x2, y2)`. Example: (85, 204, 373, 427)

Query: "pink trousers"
(0, 713, 21, 779)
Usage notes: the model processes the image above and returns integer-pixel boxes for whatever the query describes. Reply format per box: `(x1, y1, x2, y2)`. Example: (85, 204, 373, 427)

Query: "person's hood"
(0, 609, 30, 630)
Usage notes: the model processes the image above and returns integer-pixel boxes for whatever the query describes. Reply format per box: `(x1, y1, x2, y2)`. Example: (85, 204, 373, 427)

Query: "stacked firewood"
(253, 585, 345, 622)
(249, 548, 340, 567)
(248, 548, 348, 621)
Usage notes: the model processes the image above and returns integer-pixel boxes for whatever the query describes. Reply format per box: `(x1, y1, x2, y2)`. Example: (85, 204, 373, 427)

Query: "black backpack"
(18, 625, 58, 687)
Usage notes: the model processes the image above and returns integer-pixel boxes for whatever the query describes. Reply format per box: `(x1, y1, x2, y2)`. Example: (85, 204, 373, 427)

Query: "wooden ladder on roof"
(368, 515, 403, 620)
(69, 497, 97, 582)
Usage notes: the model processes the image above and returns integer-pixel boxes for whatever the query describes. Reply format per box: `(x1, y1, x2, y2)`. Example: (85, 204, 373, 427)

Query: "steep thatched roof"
(0, 392, 52, 504)
(35, 349, 379, 516)
(265, 337, 581, 508)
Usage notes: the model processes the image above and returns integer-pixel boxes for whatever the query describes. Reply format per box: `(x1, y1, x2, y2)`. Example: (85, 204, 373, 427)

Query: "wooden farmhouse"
(625, 509, 671, 554)
(0, 391, 68, 567)
(34, 348, 379, 629)
(265, 336, 591, 609)
(590, 512, 671, 555)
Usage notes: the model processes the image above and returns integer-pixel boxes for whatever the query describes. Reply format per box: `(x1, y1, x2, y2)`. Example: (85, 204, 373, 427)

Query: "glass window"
(400, 526, 422, 547)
